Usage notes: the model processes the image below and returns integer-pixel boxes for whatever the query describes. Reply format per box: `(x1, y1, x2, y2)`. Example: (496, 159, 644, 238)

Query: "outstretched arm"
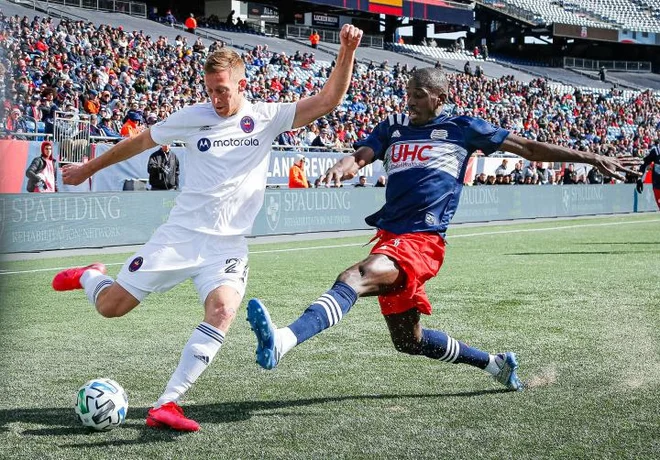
(292, 24, 363, 129)
(320, 146, 375, 185)
(501, 134, 639, 181)
(62, 129, 157, 185)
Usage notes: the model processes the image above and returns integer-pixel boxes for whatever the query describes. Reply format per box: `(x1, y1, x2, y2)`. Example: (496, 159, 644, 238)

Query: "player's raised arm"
(320, 146, 375, 185)
(500, 133, 639, 181)
(61, 129, 158, 185)
(292, 24, 363, 129)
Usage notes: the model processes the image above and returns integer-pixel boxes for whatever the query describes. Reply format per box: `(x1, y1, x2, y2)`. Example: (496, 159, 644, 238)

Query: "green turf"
(1, 214, 659, 459)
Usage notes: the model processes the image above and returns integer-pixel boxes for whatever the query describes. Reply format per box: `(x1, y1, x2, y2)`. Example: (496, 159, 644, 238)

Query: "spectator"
(464, 61, 472, 76)
(6, 108, 28, 138)
(311, 128, 335, 148)
(98, 109, 121, 138)
(25, 141, 57, 193)
(587, 166, 604, 184)
(309, 30, 320, 49)
(354, 175, 367, 187)
(148, 144, 179, 190)
(289, 154, 309, 188)
(374, 175, 387, 187)
(473, 173, 487, 186)
(536, 162, 553, 184)
(165, 10, 176, 26)
(120, 111, 143, 137)
(563, 163, 578, 184)
(599, 67, 607, 82)
(185, 14, 197, 34)
(494, 159, 509, 176)
(510, 161, 524, 184)
(226, 10, 235, 26)
(481, 44, 488, 60)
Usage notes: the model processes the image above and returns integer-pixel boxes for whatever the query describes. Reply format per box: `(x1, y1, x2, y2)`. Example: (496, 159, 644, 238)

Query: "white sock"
(80, 269, 114, 306)
(276, 327, 298, 356)
(156, 322, 224, 407)
(484, 354, 502, 376)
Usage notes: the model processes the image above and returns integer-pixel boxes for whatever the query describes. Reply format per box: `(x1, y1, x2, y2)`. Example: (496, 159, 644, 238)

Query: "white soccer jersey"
(150, 101, 296, 235)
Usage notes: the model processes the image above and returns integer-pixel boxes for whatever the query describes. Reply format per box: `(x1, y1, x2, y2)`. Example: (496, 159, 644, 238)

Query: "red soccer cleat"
(52, 263, 107, 291)
(146, 402, 200, 432)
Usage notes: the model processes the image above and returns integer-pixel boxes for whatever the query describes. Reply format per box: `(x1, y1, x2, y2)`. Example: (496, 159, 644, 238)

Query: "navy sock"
(420, 329, 490, 369)
(288, 281, 358, 345)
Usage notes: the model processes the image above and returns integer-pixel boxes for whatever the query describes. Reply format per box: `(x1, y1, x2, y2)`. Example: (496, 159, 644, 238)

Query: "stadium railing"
(285, 24, 384, 49)
(563, 57, 652, 73)
(172, 23, 234, 47)
(14, 0, 148, 18)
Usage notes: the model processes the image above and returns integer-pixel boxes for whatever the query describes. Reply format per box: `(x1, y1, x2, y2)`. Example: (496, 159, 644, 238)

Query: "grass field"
(0, 214, 659, 459)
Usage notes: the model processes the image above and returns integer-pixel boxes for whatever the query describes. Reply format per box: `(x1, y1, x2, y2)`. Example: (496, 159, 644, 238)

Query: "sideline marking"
(1, 218, 658, 276)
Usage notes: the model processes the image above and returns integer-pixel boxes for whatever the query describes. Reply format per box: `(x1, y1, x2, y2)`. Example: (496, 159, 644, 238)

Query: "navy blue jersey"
(355, 113, 509, 235)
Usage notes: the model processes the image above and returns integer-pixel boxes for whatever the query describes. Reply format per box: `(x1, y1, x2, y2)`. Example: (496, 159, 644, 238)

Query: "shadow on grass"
(1, 389, 508, 445)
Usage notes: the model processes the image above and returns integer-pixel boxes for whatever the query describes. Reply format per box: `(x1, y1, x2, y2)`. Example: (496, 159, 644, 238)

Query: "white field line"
(0, 218, 658, 276)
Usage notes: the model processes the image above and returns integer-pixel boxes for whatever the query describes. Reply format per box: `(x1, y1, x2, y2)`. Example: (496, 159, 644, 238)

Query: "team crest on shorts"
(240, 116, 255, 133)
(128, 256, 144, 272)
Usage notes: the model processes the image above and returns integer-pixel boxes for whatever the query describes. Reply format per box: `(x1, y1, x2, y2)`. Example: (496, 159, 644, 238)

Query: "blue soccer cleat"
(247, 299, 280, 370)
(494, 352, 523, 391)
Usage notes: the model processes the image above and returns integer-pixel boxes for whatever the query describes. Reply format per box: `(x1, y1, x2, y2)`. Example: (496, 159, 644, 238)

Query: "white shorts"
(116, 223, 249, 304)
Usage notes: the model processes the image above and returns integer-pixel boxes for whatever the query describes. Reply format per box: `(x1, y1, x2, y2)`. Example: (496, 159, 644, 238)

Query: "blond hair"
(204, 49, 246, 81)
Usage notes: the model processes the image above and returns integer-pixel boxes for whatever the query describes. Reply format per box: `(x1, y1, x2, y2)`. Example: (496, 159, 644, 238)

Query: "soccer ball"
(74, 378, 128, 431)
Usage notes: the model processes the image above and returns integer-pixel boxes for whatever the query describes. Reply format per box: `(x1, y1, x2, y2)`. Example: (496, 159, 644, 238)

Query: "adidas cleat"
(494, 352, 523, 391)
(246, 298, 280, 370)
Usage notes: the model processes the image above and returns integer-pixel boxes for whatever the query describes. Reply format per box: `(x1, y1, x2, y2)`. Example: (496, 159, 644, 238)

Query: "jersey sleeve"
(256, 102, 297, 136)
(353, 121, 389, 160)
(149, 106, 196, 145)
(464, 117, 509, 155)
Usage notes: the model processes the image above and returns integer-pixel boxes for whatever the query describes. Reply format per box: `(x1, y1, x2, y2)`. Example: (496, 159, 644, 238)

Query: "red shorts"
(654, 188, 660, 211)
(370, 230, 446, 316)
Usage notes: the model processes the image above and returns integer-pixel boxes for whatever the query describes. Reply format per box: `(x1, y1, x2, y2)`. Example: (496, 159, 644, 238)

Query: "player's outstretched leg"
(247, 281, 358, 369)
(146, 402, 200, 432)
(386, 314, 523, 391)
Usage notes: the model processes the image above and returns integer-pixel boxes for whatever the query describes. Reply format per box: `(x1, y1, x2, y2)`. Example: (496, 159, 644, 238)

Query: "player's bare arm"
(321, 146, 375, 185)
(501, 133, 639, 181)
(62, 129, 158, 185)
(292, 24, 363, 129)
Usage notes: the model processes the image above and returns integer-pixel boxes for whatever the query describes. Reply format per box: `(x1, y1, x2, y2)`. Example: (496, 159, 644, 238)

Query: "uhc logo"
(391, 144, 432, 163)
(197, 138, 211, 152)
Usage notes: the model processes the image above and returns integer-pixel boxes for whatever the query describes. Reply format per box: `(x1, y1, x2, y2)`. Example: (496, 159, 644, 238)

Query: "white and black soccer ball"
(74, 378, 128, 431)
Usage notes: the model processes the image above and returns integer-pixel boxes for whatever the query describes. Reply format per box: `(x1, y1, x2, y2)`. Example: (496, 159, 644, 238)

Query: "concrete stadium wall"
(0, 185, 656, 253)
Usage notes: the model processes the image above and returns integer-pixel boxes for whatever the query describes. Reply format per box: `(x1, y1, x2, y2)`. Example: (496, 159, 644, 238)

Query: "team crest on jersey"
(197, 138, 211, 152)
(240, 116, 255, 133)
(431, 129, 448, 140)
(128, 256, 143, 272)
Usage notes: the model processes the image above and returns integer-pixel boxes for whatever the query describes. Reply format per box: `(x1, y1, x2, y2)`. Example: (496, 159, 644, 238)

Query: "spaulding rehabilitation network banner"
(0, 184, 655, 253)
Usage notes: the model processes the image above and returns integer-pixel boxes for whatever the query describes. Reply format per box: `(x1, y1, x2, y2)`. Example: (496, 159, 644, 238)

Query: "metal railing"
(563, 57, 652, 73)
(53, 111, 91, 163)
(13, 0, 147, 18)
(172, 23, 234, 47)
(472, 0, 539, 25)
(285, 25, 384, 49)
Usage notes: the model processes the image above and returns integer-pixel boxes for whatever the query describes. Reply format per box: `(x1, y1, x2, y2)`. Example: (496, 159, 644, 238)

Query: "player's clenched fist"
(61, 163, 91, 186)
(339, 24, 363, 50)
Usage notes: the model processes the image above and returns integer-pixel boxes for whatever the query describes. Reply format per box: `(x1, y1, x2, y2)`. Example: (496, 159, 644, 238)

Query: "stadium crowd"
(1, 12, 659, 177)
